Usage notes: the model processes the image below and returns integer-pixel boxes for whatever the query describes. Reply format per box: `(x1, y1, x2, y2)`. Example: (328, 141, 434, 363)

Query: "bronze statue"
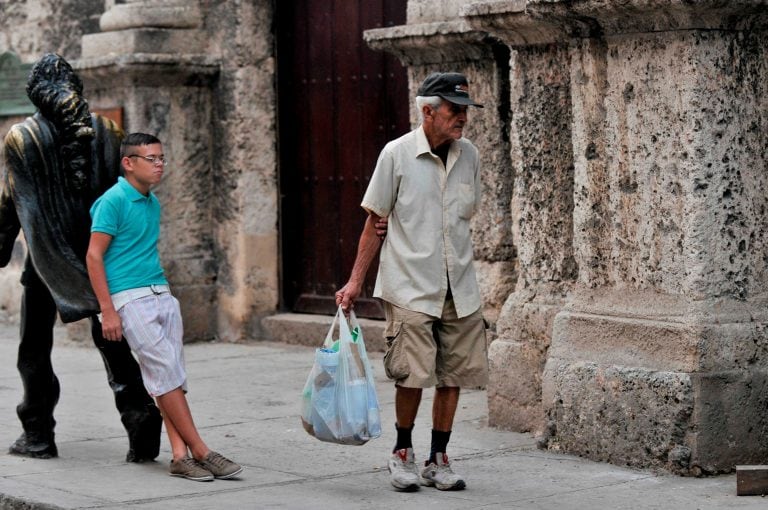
(0, 54, 162, 461)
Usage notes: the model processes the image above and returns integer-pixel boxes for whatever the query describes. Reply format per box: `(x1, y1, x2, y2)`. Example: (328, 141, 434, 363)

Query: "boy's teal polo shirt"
(90, 176, 168, 294)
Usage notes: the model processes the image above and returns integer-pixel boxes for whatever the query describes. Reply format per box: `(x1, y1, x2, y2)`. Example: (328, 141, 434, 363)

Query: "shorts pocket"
(383, 320, 409, 380)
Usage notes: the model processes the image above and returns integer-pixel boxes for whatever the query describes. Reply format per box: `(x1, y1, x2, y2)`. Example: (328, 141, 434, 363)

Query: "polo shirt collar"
(117, 176, 149, 201)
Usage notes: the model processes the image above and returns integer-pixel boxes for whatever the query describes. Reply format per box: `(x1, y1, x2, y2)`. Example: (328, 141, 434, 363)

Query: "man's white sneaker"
(388, 448, 420, 491)
(420, 452, 466, 490)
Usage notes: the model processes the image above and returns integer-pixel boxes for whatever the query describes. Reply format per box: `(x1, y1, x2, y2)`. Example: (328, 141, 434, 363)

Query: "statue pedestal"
(82, 28, 206, 58)
(81, 0, 204, 59)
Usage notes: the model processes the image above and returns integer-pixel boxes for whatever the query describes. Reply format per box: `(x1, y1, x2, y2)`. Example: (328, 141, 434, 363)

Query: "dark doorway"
(276, 0, 409, 318)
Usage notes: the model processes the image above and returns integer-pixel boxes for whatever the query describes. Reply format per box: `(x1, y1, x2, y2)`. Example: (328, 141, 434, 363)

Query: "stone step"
(261, 313, 386, 352)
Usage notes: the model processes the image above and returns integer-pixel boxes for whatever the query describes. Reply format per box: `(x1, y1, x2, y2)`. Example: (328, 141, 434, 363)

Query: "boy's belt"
(111, 284, 170, 311)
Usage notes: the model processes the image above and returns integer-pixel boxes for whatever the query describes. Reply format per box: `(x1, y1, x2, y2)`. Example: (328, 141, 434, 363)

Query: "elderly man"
(0, 54, 161, 460)
(336, 72, 488, 491)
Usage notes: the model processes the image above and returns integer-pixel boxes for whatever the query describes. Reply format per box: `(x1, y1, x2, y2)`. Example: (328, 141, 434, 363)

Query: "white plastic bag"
(301, 306, 381, 445)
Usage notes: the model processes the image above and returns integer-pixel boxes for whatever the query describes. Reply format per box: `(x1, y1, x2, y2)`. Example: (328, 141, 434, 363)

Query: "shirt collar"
(415, 125, 462, 171)
(415, 125, 433, 157)
(415, 125, 461, 158)
(117, 176, 150, 202)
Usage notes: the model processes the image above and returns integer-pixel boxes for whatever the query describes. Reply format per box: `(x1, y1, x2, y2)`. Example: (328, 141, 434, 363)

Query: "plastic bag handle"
(323, 306, 354, 348)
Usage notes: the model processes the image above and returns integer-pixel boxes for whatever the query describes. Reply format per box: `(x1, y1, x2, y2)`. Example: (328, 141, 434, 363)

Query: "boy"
(86, 132, 242, 482)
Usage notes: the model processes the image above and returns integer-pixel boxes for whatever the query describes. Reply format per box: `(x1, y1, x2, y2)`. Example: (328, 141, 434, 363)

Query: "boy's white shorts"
(117, 291, 188, 397)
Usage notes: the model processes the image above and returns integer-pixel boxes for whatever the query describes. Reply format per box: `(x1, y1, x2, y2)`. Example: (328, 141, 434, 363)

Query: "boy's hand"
(374, 216, 388, 240)
(100, 309, 123, 341)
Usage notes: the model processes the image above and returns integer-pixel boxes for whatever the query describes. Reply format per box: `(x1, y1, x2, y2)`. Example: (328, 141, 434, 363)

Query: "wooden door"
(276, 0, 409, 318)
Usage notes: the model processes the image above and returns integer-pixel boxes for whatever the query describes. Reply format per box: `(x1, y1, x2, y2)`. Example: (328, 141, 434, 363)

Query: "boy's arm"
(335, 212, 383, 313)
(86, 232, 122, 341)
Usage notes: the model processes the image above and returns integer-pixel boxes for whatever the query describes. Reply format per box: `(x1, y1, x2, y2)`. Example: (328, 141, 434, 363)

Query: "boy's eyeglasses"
(128, 155, 168, 166)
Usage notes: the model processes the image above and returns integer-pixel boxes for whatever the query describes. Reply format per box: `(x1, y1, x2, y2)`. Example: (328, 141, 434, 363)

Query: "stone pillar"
(203, 1, 279, 342)
(462, 1, 577, 435)
(76, 0, 219, 341)
(468, 0, 768, 474)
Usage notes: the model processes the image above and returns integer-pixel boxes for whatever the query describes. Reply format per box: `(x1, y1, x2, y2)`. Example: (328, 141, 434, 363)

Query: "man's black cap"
(417, 72, 484, 108)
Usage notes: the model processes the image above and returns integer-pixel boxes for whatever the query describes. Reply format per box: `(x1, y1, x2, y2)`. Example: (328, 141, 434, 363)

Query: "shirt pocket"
(457, 183, 475, 220)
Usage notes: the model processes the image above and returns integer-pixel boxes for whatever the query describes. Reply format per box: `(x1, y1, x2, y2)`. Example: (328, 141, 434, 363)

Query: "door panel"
(277, 0, 409, 318)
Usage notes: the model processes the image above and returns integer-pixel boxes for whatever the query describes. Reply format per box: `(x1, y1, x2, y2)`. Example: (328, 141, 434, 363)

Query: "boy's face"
(123, 143, 165, 189)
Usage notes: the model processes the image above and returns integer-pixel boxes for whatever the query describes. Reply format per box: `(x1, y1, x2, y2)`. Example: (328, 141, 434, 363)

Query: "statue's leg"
(10, 276, 59, 458)
(89, 316, 162, 462)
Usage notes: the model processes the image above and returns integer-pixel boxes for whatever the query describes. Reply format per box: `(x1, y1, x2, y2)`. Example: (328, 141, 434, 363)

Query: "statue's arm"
(0, 136, 22, 267)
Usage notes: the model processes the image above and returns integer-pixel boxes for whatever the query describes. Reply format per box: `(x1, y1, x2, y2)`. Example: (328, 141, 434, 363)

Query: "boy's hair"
(120, 132, 161, 159)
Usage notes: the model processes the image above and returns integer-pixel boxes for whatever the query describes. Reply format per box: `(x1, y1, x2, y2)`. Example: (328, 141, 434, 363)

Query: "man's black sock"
(393, 423, 414, 453)
(429, 429, 451, 464)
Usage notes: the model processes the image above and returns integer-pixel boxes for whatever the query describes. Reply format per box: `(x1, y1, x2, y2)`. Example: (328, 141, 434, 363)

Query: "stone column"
(463, 1, 577, 435)
(468, 0, 768, 474)
(203, 1, 279, 342)
(76, 0, 219, 341)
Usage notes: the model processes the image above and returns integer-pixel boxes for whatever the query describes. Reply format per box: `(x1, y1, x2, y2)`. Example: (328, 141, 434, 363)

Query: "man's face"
(426, 100, 468, 148)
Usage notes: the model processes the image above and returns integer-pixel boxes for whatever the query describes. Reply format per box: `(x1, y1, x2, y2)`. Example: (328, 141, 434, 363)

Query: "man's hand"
(100, 309, 123, 341)
(374, 216, 388, 240)
(335, 281, 362, 314)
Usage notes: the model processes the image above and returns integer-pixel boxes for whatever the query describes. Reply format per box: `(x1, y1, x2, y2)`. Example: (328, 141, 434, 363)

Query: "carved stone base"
(82, 28, 206, 59)
(542, 292, 768, 474)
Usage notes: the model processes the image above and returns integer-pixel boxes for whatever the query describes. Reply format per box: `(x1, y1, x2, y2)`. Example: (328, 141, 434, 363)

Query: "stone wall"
(541, 24, 768, 474)
(0, 0, 102, 60)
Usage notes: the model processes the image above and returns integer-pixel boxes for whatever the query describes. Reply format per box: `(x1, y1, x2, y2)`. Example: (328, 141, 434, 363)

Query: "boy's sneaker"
(420, 453, 466, 490)
(388, 448, 420, 491)
(169, 457, 214, 482)
(198, 451, 244, 479)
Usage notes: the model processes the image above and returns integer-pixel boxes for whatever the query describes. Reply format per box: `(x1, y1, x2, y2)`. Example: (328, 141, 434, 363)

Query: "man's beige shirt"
(361, 125, 482, 319)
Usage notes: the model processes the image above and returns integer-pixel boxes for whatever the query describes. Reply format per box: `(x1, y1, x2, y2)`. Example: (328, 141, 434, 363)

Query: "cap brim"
(441, 95, 484, 108)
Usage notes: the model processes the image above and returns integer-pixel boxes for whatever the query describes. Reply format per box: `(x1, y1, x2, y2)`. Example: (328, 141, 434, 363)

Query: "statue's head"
(26, 54, 93, 188)
(26, 53, 92, 138)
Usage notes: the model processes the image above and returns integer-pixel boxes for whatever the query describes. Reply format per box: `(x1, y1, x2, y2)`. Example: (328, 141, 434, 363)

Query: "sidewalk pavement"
(0, 322, 764, 510)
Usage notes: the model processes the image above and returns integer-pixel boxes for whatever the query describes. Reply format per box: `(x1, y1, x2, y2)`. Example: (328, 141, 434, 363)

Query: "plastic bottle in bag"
(311, 348, 339, 441)
(367, 380, 381, 437)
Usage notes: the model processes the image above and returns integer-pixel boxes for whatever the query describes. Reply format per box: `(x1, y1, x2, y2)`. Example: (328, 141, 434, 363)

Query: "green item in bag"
(331, 326, 360, 352)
